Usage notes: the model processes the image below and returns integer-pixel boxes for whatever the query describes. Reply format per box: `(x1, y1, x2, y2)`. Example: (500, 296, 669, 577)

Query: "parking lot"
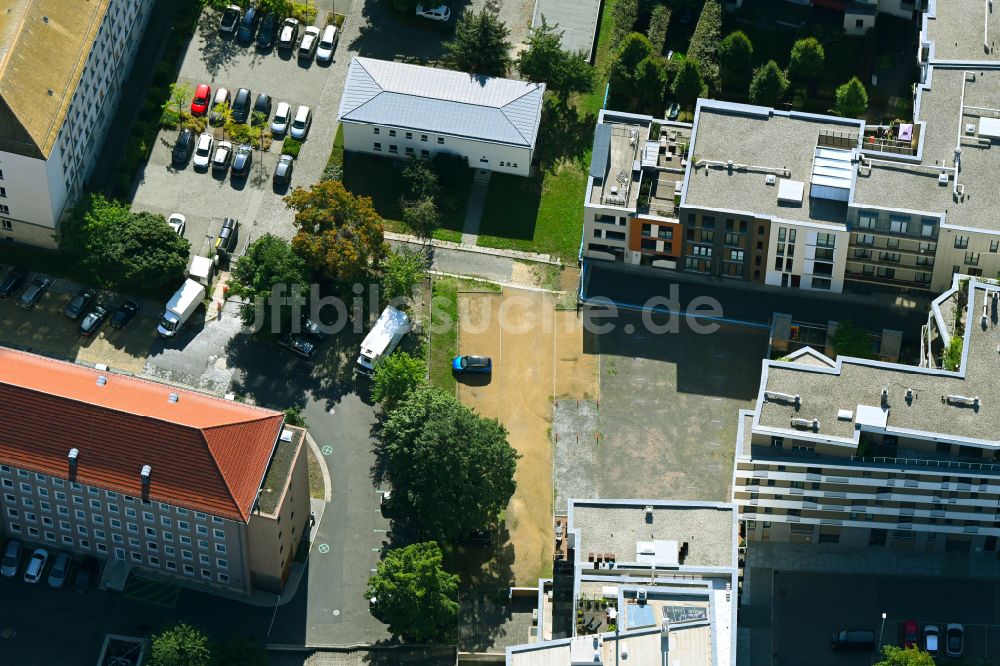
(769, 570, 1000, 665)
(131, 7, 344, 254)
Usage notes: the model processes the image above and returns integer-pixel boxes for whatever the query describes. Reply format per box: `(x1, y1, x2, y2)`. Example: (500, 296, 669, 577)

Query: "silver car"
(1, 540, 21, 577)
(23, 548, 48, 584)
(289, 105, 312, 140)
(271, 101, 291, 135)
(47, 552, 71, 589)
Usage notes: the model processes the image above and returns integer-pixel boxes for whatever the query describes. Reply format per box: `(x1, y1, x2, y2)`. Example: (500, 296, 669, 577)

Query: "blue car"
(452, 355, 492, 374)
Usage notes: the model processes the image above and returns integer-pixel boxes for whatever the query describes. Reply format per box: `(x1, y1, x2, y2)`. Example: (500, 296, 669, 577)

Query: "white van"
(357, 306, 411, 375)
(316, 24, 338, 62)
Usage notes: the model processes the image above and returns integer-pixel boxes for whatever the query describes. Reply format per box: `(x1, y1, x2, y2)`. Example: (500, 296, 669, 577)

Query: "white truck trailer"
(157, 279, 206, 338)
(356, 306, 411, 375)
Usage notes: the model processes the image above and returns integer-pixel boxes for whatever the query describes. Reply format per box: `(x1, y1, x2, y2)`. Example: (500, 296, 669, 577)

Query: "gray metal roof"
(338, 57, 545, 148)
(589, 123, 611, 178)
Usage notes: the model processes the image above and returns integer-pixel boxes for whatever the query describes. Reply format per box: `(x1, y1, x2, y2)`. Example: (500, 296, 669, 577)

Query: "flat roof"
(756, 279, 1000, 447)
(923, 0, 1000, 63)
(508, 626, 711, 666)
(589, 121, 646, 208)
(570, 500, 735, 568)
(683, 102, 861, 227)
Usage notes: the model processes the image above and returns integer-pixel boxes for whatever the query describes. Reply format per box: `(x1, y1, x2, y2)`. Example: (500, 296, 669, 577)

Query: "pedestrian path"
(460, 169, 492, 245)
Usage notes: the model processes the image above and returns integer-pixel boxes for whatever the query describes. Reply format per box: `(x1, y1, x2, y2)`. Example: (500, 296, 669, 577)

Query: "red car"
(903, 619, 919, 649)
(190, 83, 212, 115)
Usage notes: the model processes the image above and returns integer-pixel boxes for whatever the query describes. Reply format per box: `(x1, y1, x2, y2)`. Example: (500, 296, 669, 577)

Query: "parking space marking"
(321, 445, 333, 456)
(317, 543, 330, 554)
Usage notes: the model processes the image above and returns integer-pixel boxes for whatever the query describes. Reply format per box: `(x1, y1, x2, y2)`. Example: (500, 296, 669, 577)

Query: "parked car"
(452, 355, 492, 374)
(47, 552, 71, 589)
(190, 83, 212, 115)
(110, 300, 140, 329)
(212, 141, 234, 172)
(215, 218, 240, 255)
(0, 266, 28, 298)
(298, 26, 320, 61)
(301, 314, 328, 341)
(830, 629, 875, 650)
(18, 276, 51, 309)
(193, 133, 214, 169)
(271, 101, 291, 135)
(23, 548, 48, 583)
(415, 4, 451, 21)
(946, 624, 964, 658)
(0, 540, 22, 577)
(73, 557, 98, 592)
(273, 154, 294, 188)
(209, 87, 231, 125)
(903, 619, 919, 649)
(219, 4, 241, 34)
(289, 105, 312, 140)
(79, 304, 110, 337)
(256, 12, 277, 49)
(171, 128, 195, 164)
(167, 213, 186, 236)
(252, 93, 272, 124)
(279, 333, 317, 359)
(666, 102, 680, 122)
(232, 87, 252, 123)
(63, 288, 96, 320)
(231, 144, 254, 178)
(925, 625, 940, 655)
(316, 24, 338, 62)
(236, 6, 259, 43)
(277, 17, 300, 50)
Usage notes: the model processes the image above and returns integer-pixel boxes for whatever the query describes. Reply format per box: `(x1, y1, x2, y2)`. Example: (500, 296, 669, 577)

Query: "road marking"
(317, 543, 330, 554)
(371, 547, 381, 552)
(373, 528, 387, 533)
(327, 407, 335, 414)
(321, 445, 333, 456)
(332, 609, 341, 616)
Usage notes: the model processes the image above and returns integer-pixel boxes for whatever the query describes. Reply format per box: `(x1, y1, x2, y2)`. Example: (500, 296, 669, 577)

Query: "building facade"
(0, 348, 309, 595)
(733, 277, 1000, 554)
(0, 0, 154, 247)
(338, 57, 544, 177)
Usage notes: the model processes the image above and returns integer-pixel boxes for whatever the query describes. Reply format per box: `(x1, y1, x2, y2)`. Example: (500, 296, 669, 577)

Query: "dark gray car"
(63, 288, 96, 319)
(18, 276, 51, 309)
(273, 154, 294, 188)
(232, 87, 252, 123)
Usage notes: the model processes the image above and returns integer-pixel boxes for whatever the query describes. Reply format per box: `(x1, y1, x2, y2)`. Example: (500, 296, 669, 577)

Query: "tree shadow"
(197, 13, 245, 78)
(535, 98, 598, 173)
(348, 0, 461, 64)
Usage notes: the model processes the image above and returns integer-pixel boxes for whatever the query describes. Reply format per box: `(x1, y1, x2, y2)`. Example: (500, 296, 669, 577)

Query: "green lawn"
(429, 277, 459, 392)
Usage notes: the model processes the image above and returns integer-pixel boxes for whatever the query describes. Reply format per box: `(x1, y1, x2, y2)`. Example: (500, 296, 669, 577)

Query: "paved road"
(583, 261, 932, 342)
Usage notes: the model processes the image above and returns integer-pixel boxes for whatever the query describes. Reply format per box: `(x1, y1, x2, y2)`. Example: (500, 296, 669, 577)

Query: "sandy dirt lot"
(457, 288, 597, 584)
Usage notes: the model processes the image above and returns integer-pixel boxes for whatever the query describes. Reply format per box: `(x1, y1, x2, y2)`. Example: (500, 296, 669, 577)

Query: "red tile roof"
(0, 348, 285, 522)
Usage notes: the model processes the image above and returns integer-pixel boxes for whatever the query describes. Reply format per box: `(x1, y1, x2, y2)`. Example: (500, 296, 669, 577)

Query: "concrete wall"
(341, 122, 533, 177)
(247, 437, 311, 593)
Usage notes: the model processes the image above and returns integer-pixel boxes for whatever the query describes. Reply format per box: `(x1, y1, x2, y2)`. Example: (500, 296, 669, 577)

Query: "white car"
(167, 213, 186, 236)
(23, 547, 48, 584)
(289, 105, 312, 140)
(193, 133, 214, 169)
(924, 625, 940, 655)
(271, 102, 291, 135)
(316, 24, 338, 62)
(416, 4, 451, 21)
(298, 26, 320, 61)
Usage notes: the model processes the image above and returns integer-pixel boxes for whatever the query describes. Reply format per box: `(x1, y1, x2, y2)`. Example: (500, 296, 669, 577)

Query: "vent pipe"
(140, 465, 152, 500)
(68, 448, 79, 482)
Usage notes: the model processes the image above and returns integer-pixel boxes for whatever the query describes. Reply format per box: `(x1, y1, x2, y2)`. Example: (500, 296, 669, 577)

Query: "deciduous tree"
(284, 180, 389, 282)
(444, 8, 512, 77)
(517, 17, 594, 101)
(748, 60, 788, 107)
(671, 58, 706, 107)
(378, 386, 519, 540)
(718, 31, 753, 90)
(150, 623, 210, 666)
(874, 646, 936, 666)
(366, 542, 459, 643)
(829, 319, 874, 359)
(789, 37, 825, 84)
(609, 32, 654, 104)
(834, 76, 868, 118)
(229, 234, 309, 328)
(381, 248, 428, 304)
(646, 5, 672, 56)
(372, 351, 427, 408)
(686, 0, 721, 87)
(401, 196, 440, 241)
(609, 0, 640, 51)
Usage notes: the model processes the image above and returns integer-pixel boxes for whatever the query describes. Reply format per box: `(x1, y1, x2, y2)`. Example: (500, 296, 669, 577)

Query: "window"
(888, 215, 908, 234)
(198, 539, 209, 550)
(373, 142, 381, 151)
(405, 132, 412, 140)
(149, 556, 160, 566)
(106, 491, 118, 500)
(89, 499, 101, 510)
(88, 487, 98, 496)
(22, 498, 33, 508)
(388, 130, 396, 137)
(725, 232, 741, 245)
(420, 149, 429, 158)
(388, 144, 398, 153)
(6, 508, 18, 519)
(921, 218, 936, 237)
(108, 503, 118, 514)
(129, 537, 140, 548)
(955, 235, 969, 249)
(94, 529, 105, 540)
(147, 542, 157, 551)
(75, 510, 85, 520)
(41, 516, 53, 527)
(161, 516, 172, 527)
(437, 137, 444, 144)
(730, 250, 744, 262)
(182, 550, 193, 561)
(216, 543, 227, 554)
(878, 252, 901, 263)
(20, 482, 31, 493)
(373, 127, 380, 135)
(125, 507, 136, 518)
(965, 252, 980, 266)
(812, 277, 832, 290)
(774, 256, 783, 271)
(145, 527, 156, 538)
(183, 564, 194, 576)
(62, 535, 74, 545)
(142, 511, 153, 523)
(771, 437, 784, 448)
(55, 491, 66, 501)
(166, 561, 177, 571)
(130, 552, 142, 563)
(110, 518, 121, 529)
(79, 539, 89, 550)
(991, 240, 999, 253)
(0, 205, 9, 215)
(25, 512, 36, 523)
(816, 233, 836, 248)
(690, 245, 712, 258)
(217, 558, 228, 569)
(127, 522, 137, 533)
(405, 147, 414, 155)
(420, 134, 428, 142)
(885, 238, 899, 249)
(213, 529, 225, 540)
(1, 480, 10, 489)
(200, 553, 211, 565)
(163, 532, 173, 542)
(858, 234, 875, 246)
(202, 569, 212, 580)
(38, 488, 48, 498)
(180, 535, 192, 545)
(178, 520, 189, 531)
(218, 573, 229, 584)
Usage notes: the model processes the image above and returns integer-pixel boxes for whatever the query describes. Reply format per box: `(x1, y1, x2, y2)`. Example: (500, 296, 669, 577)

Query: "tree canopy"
(748, 60, 789, 107)
(229, 234, 309, 328)
(835, 76, 868, 118)
(789, 37, 825, 83)
(63, 194, 190, 291)
(646, 5, 672, 56)
(381, 248, 428, 304)
(609, 33, 665, 109)
(517, 17, 594, 100)
(150, 623, 210, 666)
(372, 351, 427, 408)
(609, 0, 639, 52)
(874, 646, 936, 666)
(366, 542, 459, 643)
(444, 8, 512, 77)
(829, 319, 874, 359)
(284, 179, 389, 282)
(671, 58, 706, 108)
(718, 31, 753, 90)
(378, 386, 519, 540)
(686, 0, 721, 87)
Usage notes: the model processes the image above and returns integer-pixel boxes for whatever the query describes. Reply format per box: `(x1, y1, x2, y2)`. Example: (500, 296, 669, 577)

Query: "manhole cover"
(321, 445, 333, 456)
(318, 543, 330, 554)
(332, 609, 341, 616)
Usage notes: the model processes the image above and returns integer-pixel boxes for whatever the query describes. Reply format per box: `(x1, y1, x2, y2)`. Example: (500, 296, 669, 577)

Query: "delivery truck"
(356, 306, 411, 375)
(157, 279, 206, 338)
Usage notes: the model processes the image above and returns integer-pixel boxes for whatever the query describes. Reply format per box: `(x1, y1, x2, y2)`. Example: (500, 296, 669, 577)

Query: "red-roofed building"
(0, 348, 310, 594)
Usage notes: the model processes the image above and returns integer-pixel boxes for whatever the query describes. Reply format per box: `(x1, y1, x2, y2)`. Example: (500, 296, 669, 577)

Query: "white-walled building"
(337, 57, 544, 177)
(0, 0, 154, 248)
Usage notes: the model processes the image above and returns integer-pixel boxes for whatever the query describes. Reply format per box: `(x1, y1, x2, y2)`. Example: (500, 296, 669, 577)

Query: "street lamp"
(876, 612, 887, 663)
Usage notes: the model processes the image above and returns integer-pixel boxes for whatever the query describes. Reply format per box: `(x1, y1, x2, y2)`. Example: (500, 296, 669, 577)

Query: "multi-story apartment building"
(776, 0, 921, 35)
(338, 57, 545, 177)
(0, 348, 310, 595)
(0, 0, 153, 247)
(733, 276, 1000, 553)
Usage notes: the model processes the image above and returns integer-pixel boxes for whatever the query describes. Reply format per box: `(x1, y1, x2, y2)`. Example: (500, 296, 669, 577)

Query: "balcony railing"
(853, 456, 1000, 472)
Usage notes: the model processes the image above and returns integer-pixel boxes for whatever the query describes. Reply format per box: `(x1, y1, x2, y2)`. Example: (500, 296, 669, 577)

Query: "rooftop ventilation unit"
(938, 173, 949, 185)
(141, 464, 152, 479)
(96, 376, 107, 386)
(637, 589, 647, 602)
(943, 394, 979, 408)
(966, 123, 977, 135)
(645, 505, 654, 516)
(68, 448, 79, 462)
(837, 409, 853, 421)
(905, 388, 914, 404)
(168, 392, 179, 403)
(790, 417, 820, 431)
(95, 364, 108, 371)
(881, 386, 889, 408)
(764, 391, 801, 406)
(765, 174, 776, 185)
